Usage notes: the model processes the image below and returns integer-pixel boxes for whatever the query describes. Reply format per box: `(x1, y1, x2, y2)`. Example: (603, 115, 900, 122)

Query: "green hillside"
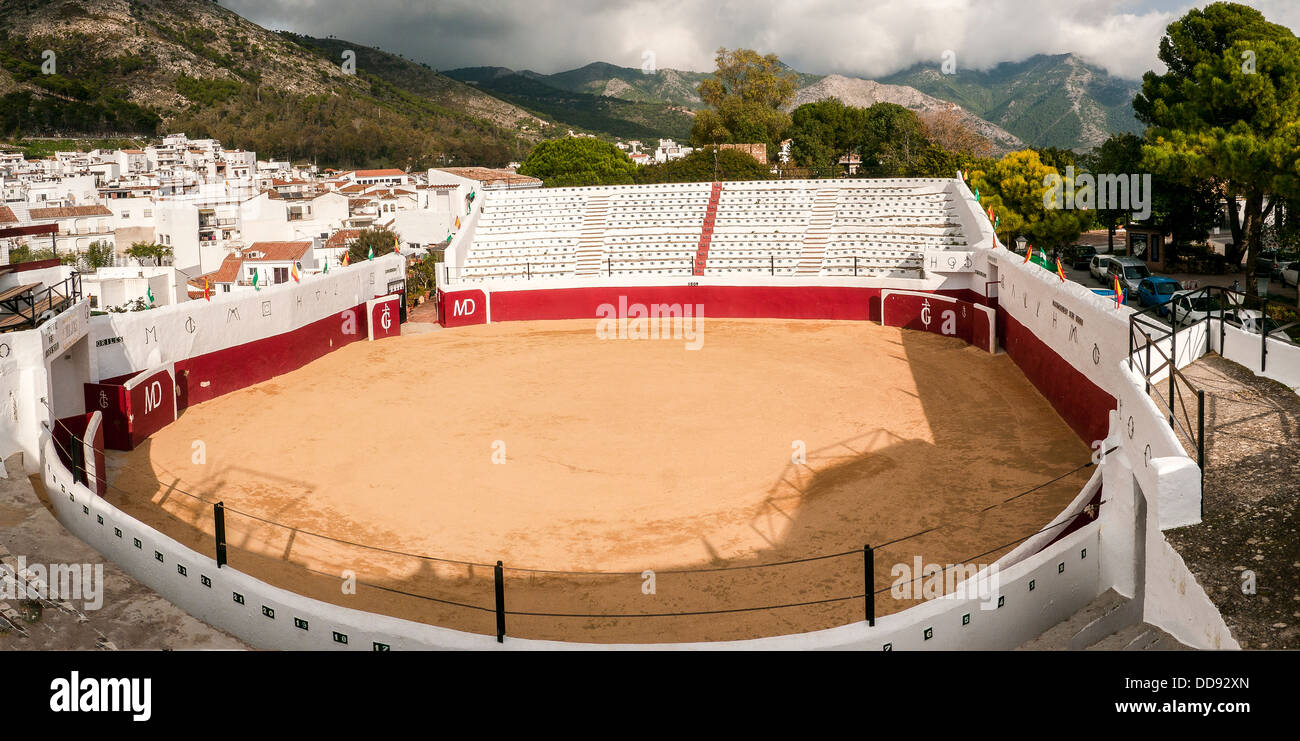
(879, 54, 1142, 151)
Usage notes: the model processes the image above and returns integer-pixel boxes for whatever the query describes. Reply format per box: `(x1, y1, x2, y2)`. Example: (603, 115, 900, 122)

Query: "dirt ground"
(1165, 353, 1300, 649)
(106, 318, 1090, 643)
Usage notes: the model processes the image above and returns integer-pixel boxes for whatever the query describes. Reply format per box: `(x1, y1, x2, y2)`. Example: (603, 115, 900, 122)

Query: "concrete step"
(1018, 588, 1191, 650)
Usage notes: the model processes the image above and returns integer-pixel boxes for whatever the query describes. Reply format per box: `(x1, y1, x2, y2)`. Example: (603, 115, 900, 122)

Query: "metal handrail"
(1127, 289, 1208, 502)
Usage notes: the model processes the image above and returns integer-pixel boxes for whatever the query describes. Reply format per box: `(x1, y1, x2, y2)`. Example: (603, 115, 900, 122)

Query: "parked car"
(1169, 291, 1225, 326)
(1137, 276, 1183, 314)
(1089, 254, 1112, 282)
(1110, 257, 1152, 299)
(1282, 261, 1299, 288)
(1169, 290, 1245, 326)
(1258, 249, 1286, 279)
(1227, 310, 1297, 344)
(1070, 245, 1097, 270)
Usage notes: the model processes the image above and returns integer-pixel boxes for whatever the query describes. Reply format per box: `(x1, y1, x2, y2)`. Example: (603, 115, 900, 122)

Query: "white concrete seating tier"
(457, 179, 972, 282)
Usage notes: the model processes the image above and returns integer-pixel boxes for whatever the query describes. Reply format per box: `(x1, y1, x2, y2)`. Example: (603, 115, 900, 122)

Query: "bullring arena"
(2, 176, 1269, 649)
(106, 318, 1088, 643)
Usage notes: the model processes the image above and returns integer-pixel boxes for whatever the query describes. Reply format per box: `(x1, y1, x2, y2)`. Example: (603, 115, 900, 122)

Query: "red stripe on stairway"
(693, 182, 722, 277)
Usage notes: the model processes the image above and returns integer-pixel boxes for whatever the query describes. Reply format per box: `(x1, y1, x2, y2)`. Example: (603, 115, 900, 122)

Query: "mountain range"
(0, 0, 1144, 169)
(450, 54, 1142, 152)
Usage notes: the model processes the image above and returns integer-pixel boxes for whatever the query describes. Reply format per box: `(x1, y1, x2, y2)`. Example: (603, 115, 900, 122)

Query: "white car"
(1229, 309, 1297, 344)
(1168, 290, 1243, 326)
(1089, 255, 1112, 283)
(1282, 261, 1299, 288)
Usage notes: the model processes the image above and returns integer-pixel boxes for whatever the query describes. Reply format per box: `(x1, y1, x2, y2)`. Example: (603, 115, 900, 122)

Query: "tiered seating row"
(458, 179, 973, 281)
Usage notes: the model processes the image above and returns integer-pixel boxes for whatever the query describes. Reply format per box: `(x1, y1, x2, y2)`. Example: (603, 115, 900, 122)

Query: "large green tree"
(858, 103, 928, 177)
(786, 99, 862, 174)
(690, 48, 797, 156)
(517, 137, 637, 187)
(1080, 133, 1221, 257)
(1133, 2, 1300, 292)
(972, 150, 1089, 251)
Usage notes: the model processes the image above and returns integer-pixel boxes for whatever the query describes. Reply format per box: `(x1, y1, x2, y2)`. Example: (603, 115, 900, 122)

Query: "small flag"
(993, 215, 999, 230)
(1113, 274, 1124, 307)
(1055, 257, 1067, 282)
(367, 245, 374, 261)
(1024, 244, 1034, 264)
(252, 270, 260, 291)
(455, 216, 461, 229)
(342, 251, 350, 267)
(974, 188, 980, 202)
(323, 258, 329, 273)
(204, 278, 210, 301)
(146, 286, 155, 305)
(393, 235, 400, 254)
(291, 262, 301, 283)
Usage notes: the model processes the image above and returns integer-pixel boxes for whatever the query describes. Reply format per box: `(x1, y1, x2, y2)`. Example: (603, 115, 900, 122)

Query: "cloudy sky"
(220, 0, 1300, 81)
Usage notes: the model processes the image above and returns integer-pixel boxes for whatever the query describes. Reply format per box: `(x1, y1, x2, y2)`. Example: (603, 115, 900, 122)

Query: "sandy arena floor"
(107, 318, 1091, 643)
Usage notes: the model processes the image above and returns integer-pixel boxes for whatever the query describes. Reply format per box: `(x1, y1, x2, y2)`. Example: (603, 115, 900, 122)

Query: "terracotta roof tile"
(242, 241, 312, 262)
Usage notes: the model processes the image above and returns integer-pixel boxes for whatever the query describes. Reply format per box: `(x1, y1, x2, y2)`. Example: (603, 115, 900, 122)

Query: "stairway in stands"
(573, 194, 612, 277)
(795, 188, 839, 275)
(692, 182, 723, 276)
(1017, 589, 1188, 650)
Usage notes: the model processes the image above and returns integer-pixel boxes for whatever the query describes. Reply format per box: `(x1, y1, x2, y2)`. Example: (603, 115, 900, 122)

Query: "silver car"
(1110, 257, 1152, 299)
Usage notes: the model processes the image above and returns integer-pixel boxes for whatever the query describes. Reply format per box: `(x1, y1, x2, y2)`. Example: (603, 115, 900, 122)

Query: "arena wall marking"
(880, 289, 995, 353)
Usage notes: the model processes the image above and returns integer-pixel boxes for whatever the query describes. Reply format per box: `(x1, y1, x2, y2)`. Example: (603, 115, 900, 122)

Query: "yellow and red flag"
(204, 277, 210, 301)
(341, 250, 350, 267)
(1055, 256, 1067, 282)
(1113, 273, 1124, 306)
(1023, 244, 1034, 264)
(291, 262, 301, 283)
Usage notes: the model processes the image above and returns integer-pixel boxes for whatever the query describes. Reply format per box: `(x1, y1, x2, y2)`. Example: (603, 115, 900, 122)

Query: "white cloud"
(220, 0, 1297, 80)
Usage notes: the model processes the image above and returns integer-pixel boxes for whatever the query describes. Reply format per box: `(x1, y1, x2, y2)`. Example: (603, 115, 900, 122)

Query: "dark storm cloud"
(219, 0, 1300, 79)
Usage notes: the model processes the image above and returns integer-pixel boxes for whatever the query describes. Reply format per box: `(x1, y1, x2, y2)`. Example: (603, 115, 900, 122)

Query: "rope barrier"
(42, 412, 1105, 578)
(40, 415, 1106, 624)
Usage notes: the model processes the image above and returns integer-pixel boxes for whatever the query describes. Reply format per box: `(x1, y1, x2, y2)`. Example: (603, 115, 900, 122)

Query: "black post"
(1128, 321, 1134, 372)
(1169, 321, 1177, 427)
(1261, 315, 1268, 373)
(607, 257, 611, 277)
(854, 256, 858, 277)
(864, 544, 875, 627)
(494, 560, 506, 643)
(1144, 340, 1151, 394)
(526, 262, 531, 280)
(771, 254, 775, 276)
(1217, 289, 1225, 354)
(214, 501, 227, 568)
(1197, 389, 1206, 511)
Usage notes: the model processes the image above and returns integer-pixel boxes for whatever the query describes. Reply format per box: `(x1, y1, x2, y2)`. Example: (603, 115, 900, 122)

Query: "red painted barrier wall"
(488, 285, 887, 323)
(104, 304, 370, 410)
(998, 307, 1114, 444)
(368, 295, 402, 341)
(83, 383, 130, 450)
(54, 412, 104, 495)
(437, 288, 487, 327)
(882, 291, 987, 349)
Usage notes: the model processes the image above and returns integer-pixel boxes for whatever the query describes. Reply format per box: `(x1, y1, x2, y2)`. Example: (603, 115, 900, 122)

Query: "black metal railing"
(1126, 287, 1221, 500)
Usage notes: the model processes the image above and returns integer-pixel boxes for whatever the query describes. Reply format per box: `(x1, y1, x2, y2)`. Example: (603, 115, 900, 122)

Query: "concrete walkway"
(0, 453, 246, 650)
(1163, 354, 1300, 649)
